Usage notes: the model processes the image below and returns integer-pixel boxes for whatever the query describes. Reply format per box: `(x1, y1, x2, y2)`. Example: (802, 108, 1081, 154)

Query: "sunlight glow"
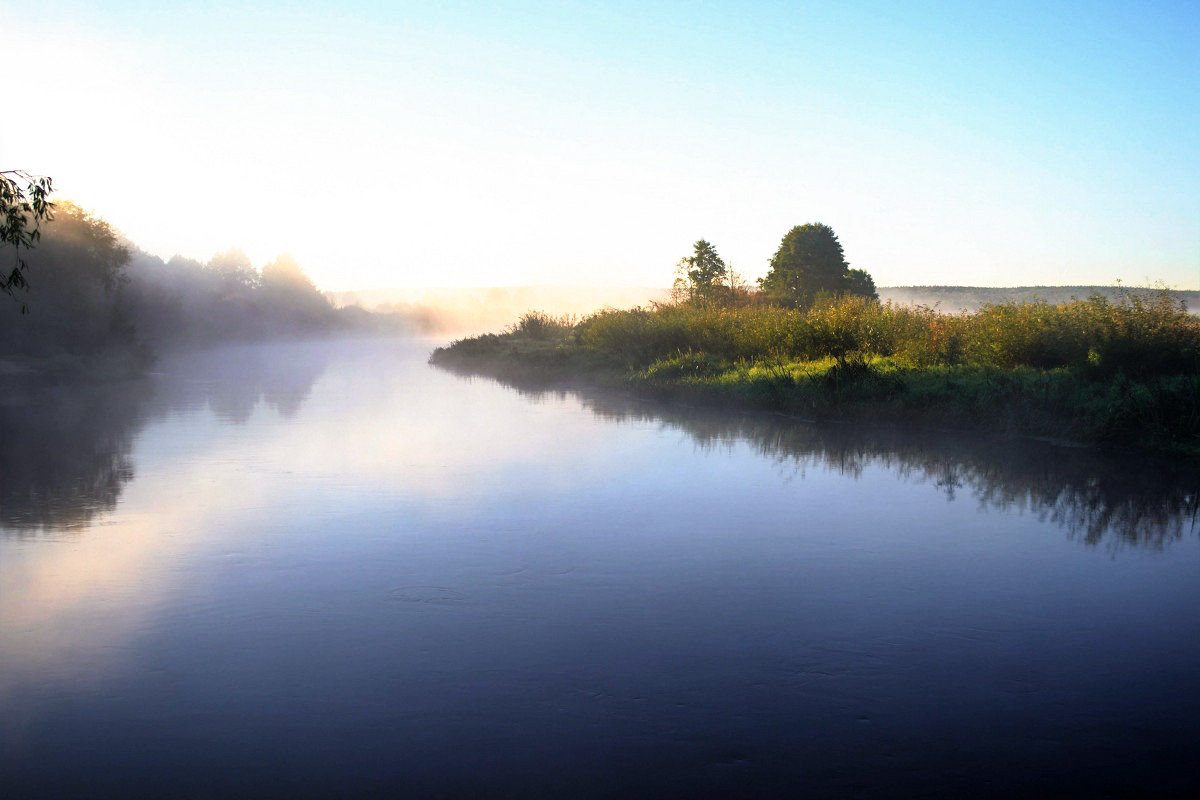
(4, 1, 1197, 290)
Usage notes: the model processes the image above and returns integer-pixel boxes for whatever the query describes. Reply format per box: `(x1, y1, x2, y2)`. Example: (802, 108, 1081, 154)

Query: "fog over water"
(329, 285, 1200, 339)
(2, 338, 1199, 797)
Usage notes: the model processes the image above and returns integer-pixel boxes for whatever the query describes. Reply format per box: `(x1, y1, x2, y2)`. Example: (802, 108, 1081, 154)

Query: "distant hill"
(878, 285, 1200, 314)
(331, 285, 1200, 337)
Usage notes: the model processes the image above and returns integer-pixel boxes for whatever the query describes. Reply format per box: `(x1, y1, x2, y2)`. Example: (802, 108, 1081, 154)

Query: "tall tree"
(758, 223, 876, 307)
(673, 239, 729, 304)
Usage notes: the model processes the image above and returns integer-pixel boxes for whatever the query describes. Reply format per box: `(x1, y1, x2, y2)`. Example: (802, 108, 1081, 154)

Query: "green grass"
(429, 294, 1200, 454)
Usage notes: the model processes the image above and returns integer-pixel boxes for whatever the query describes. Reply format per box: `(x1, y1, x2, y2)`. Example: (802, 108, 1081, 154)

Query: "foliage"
(261, 253, 316, 292)
(672, 239, 730, 305)
(121, 245, 339, 345)
(207, 247, 261, 292)
(0, 169, 55, 308)
(260, 253, 335, 328)
(570, 290, 1200, 375)
(433, 289, 1200, 452)
(0, 202, 353, 364)
(845, 267, 877, 300)
(507, 310, 576, 340)
(0, 201, 137, 358)
(758, 222, 878, 307)
(36, 201, 132, 291)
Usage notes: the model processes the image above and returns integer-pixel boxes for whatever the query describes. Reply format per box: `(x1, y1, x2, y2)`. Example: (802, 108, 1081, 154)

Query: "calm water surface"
(2, 338, 1198, 798)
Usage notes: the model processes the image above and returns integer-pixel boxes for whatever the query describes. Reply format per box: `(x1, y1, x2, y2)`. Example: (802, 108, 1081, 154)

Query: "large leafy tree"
(1, 170, 55, 309)
(759, 222, 877, 307)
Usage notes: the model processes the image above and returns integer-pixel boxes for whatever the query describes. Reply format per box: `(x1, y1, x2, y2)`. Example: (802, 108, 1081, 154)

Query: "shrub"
(508, 310, 576, 340)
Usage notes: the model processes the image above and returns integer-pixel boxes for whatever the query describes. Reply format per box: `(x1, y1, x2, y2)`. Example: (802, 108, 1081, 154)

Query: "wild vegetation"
(433, 224, 1200, 454)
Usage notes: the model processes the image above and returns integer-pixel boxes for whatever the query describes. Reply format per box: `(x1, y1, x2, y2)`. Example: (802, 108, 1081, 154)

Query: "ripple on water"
(388, 585, 469, 607)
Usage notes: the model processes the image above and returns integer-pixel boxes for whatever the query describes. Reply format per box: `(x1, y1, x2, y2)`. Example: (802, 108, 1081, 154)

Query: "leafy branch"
(1, 169, 56, 310)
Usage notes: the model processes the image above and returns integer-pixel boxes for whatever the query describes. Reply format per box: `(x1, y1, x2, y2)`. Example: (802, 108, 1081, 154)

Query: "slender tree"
(673, 239, 729, 304)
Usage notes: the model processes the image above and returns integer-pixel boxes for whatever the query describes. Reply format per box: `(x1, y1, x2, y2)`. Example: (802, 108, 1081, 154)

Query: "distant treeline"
(331, 285, 1199, 339)
(0, 202, 405, 371)
(879, 285, 1200, 314)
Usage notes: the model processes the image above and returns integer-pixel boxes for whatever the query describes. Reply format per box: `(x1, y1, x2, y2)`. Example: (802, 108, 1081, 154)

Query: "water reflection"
(0, 380, 147, 533)
(440, 366, 1200, 551)
(4, 342, 1200, 797)
(4, 344, 1197, 551)
(0, 341, 333, 534)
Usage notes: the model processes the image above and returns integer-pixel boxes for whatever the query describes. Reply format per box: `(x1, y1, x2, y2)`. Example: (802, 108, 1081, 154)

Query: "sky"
(3, 0, 1198, 291)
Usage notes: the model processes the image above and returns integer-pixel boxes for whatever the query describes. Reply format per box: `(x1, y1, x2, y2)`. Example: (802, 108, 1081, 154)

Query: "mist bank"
(330, 286, 672, 336)
(431, 293, 1200, 455)
(878, 285, 1200, 314)
(0, 203, 411, 379)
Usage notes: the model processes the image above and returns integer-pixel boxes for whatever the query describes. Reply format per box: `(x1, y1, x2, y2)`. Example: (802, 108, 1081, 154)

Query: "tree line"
(0, 177, 399, 366)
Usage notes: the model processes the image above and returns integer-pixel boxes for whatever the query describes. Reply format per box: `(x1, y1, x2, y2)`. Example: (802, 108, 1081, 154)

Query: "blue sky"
(4, 0, 1197, 289)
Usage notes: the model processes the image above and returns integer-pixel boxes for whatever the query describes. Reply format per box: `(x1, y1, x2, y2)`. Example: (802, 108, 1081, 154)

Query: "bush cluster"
(507, 310, 577, 340)
(569, 292, 1199, 376)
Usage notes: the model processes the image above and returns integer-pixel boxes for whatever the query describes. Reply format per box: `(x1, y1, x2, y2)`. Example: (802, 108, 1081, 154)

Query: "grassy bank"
(430, 293, 1200, 454)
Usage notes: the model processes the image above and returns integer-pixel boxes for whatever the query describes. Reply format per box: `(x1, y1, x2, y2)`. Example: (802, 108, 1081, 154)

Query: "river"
(2, 338, 1198, 797)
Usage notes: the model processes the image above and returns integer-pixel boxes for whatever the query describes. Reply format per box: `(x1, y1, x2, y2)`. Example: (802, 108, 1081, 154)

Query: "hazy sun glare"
(5, 1, 1197, 291)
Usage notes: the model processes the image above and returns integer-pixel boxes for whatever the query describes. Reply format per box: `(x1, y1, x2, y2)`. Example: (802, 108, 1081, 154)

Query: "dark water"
(2, 339, 1198, 798)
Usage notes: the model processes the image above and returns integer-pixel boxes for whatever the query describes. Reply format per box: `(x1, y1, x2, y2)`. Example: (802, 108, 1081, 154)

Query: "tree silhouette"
(759, 223, 877, 307)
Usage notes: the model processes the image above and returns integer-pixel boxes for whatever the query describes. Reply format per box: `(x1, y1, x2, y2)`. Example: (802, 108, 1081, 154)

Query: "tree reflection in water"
(0, 379, 142, 532)
(6, 349, 1196, 550)
(0, 341, 333, 534)
(448, 367, 1200, 552)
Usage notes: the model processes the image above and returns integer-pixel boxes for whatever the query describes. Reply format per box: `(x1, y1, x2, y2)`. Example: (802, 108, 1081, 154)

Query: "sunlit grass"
(571, 291, 1199, 374)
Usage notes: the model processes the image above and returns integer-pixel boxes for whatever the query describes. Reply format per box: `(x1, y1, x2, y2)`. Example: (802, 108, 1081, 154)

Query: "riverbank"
(429, 296, 1200, 455)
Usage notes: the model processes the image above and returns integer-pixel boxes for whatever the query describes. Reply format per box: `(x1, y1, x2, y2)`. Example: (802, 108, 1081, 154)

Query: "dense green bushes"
(506, 310, 577, 340)
(572, 292, 1200, 375)
(432, 291, 1200, 453)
